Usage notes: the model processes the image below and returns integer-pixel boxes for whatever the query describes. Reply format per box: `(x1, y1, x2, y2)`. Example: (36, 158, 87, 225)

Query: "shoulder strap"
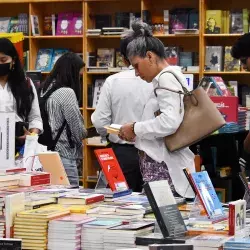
(154, 70, 190, 97)
(50, 120, 67, 151)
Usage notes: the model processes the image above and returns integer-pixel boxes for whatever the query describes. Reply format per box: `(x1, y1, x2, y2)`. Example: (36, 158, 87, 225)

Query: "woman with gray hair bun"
(119, 21, 195, 198)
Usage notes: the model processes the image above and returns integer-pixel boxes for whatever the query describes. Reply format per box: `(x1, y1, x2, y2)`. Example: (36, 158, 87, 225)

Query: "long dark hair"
(0, 38, 34, 120)
(42, 52, 85, 101)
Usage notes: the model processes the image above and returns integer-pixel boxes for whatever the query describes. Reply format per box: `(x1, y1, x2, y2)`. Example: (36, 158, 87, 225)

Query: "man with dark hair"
(91, 35, 153, 192)
(232, 33, 250, 153)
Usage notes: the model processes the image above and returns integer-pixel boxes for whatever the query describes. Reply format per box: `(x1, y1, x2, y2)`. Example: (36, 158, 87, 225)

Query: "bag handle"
(154, 71, 198, 106)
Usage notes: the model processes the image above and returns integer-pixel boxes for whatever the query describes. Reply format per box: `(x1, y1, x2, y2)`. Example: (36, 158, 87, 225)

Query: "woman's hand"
(119, 123, 136, 142)
(17, 127, 40, 142)
(17, 127, 31, 143)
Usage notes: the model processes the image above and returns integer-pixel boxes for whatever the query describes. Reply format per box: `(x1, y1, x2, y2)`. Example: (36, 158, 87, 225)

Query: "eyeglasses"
(240, 57, 248, 65)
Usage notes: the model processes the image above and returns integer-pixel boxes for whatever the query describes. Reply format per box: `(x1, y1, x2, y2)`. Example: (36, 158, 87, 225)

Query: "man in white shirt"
(91, 36, 153, 192)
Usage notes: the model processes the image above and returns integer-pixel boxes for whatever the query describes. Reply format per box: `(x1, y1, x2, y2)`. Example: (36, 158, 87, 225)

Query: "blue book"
(35, 48, 53, 72)
(51, 49, 69, 69)
(190, 171, 225, 220)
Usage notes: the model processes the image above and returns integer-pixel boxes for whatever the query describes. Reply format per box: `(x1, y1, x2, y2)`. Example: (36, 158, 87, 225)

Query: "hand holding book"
(119, 122, 136, 142)
(105, 123, 136, 142)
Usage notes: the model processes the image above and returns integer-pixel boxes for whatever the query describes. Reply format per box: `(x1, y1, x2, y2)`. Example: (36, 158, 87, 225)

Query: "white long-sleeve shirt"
(0, 79, 43, 131)
(134, 66, 195, 198)
(91, 66, 153, 144)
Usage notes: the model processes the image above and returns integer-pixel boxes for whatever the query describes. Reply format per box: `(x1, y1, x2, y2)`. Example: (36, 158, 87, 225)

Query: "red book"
(94, 148, 128, 191)
(210, 96, 238, 123)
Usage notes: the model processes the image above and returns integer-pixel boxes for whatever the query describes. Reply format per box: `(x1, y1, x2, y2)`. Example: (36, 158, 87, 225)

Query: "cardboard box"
(0, 112, 15, 170)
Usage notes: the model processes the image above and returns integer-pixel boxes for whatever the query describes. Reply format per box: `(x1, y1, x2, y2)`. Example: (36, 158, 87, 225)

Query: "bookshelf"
(82, 0, 250, 189)
(2, 0, 250, 189)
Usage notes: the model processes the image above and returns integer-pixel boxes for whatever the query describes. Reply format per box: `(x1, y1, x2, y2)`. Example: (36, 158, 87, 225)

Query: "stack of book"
(103, 221, 154, 250)
(13, 205, 70, 250)
(81, 218, 123, 250)
(48, 214, 95, 250)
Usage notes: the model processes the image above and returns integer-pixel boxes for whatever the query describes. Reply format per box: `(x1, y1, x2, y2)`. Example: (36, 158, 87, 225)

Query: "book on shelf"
(97, 48, 115, 68)
(205, 10, 222, 34)
(30, 15, 40, 36)
(205, 46, 223, 71)
(92, 79, 105, 108)
(56, 12, 73, 36)
(173, 29, 199, 34)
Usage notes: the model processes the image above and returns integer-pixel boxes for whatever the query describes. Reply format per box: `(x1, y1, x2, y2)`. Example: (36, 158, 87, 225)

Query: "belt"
(111, 142, 135, 147)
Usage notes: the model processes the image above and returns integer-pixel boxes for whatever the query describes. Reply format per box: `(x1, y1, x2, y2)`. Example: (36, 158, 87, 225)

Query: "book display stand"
(95, 171, 108, 191)
(188, 195, 227, 222)
(239, 172, 250, 209)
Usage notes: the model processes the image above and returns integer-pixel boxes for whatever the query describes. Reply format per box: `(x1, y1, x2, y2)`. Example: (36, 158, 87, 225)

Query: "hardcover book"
(144, 180, 187, 238)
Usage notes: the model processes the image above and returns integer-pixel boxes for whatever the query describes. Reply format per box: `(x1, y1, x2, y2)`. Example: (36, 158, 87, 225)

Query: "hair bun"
(131, 21, 152, 37)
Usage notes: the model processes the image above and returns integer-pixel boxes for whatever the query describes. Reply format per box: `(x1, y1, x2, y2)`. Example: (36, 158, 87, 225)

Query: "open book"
(104, 124, 122, 135)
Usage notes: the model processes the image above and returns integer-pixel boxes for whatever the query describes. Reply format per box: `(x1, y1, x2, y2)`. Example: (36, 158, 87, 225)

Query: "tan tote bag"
(154, 71, 226, 152)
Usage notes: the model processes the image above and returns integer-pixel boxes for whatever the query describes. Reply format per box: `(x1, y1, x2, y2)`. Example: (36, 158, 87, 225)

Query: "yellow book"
(205, 10, 222, 34)
(14, 234, 47, 240)
(67, 204, 94, 213)
(16, 206, 70, 219)
(104, 124, 121, 135)
(14, 220, 48, 226)
(14, 226, 47, 232)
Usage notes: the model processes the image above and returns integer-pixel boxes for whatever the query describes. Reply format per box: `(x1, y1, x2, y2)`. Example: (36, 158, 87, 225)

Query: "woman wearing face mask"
(119, 21, 195, 198)
(0, 38, 43, 145)
(40, 52, 87, 186)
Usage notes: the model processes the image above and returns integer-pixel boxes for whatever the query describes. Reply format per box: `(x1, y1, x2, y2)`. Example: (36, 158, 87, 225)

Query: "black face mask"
(0, 63, 11, 77)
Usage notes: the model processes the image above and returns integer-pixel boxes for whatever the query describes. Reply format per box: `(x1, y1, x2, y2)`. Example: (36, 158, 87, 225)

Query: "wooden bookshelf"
(82, 0, 250, 188)
(2, 0, 250, 188)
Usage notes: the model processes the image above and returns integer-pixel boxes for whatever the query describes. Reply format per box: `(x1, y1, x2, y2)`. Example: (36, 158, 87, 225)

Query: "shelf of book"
(203, 34, 243, 37)
(203, 72, 250, 75)
(30, 35, 83, 39)
(2, 0, 250, 188)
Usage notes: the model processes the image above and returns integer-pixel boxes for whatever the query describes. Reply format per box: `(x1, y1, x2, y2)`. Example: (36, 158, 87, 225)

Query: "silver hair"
(123, 20, 165, 60)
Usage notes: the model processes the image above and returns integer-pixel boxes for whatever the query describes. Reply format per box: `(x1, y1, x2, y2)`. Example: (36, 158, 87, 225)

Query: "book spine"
(228, 203, 235, 236)
(113, 189, 132, 198)
(85, 195, 105, 205)
(144, 183, 169, 238)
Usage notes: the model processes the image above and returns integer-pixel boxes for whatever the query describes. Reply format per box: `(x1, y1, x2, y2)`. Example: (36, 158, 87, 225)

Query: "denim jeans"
(60, 156, 79, 186)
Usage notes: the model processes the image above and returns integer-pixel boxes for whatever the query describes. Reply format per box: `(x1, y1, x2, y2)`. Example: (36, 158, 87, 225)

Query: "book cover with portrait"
(205, 10, 222, 34)
(229, 199, 246, 236)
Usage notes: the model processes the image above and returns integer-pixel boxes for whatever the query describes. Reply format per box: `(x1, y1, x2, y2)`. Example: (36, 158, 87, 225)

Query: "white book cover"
(30, 15, 40, 36)
(92, 79, 105, 108)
